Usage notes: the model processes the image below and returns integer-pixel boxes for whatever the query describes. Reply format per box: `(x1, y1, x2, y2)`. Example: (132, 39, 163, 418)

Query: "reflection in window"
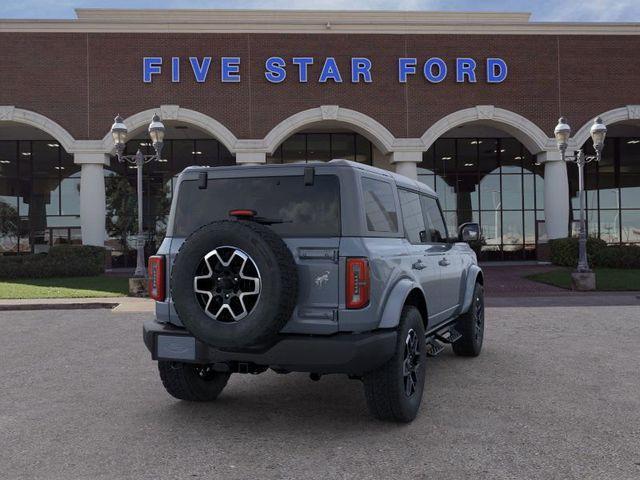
(268, 132, 372, 165)
(419, 136, 543, 260)
(362, 178, 398, 233)
(105, 138, 234, 267)
(0, 140, 78, 253)
(568, 136, 640, 244)
(399, 190, 426, 243)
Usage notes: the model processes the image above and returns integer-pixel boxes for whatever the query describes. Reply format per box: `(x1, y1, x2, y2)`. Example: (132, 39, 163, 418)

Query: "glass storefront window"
(420, 136, 545, 260)
(307, 134, 332, 162)
(621, 210, 640, 243)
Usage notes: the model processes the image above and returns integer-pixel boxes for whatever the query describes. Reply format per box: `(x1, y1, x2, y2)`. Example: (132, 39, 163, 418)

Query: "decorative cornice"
(0, 9, 639, 35)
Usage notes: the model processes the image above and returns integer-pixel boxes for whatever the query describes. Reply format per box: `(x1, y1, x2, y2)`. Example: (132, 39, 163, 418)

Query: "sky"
(1, 0, 640, 22)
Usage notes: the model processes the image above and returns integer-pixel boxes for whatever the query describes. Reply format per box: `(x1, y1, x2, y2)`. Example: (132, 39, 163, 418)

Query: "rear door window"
(420, 195, 448, 243)
(399, 189, 427, 244)
(361, 177, 398, 233)
(173, 175, 340, 237)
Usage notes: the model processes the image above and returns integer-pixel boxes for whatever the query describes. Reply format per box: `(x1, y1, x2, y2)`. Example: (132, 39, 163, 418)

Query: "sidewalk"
(0, 296, 155, 312)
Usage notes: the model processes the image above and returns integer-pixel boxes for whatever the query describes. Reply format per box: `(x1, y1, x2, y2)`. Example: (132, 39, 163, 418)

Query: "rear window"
(173, 175, 341, 237)
(361, 177, 398, 233)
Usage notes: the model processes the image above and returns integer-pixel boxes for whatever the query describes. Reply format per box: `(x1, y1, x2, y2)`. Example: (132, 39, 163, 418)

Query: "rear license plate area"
(156, 335, 196, 360)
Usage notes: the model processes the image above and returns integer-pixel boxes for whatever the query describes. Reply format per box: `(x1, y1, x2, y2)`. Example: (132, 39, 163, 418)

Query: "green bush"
(550, 237, 640, 269)
(593, 245, 640, 269)
(549, 237, 607, 267)
(0, 245, 106, 279)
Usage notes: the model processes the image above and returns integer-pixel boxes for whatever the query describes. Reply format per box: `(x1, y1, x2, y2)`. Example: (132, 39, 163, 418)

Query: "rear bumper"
(143, 320, 397, 375)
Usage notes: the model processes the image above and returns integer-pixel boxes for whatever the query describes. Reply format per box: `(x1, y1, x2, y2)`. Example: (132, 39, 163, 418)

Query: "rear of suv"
(144, 159, 484, 422)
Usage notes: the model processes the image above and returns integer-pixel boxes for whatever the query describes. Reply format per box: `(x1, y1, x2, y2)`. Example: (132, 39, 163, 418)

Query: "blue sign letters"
(143, 56, 508, 84)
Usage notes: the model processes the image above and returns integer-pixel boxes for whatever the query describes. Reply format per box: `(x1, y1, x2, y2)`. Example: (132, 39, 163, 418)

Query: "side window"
(361, 177, 398, 233)
(399, 189, 427, 244)
(420, 195, 448, 243)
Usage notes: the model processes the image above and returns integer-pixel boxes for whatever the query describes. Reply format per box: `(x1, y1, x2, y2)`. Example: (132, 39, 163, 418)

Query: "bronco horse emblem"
(314, 271, 330, 287)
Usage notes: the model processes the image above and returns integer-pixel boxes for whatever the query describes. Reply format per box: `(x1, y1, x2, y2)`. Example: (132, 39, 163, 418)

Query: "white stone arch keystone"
(263, 106, 397, 155)
(100, 105, 239, 154)
(421, 106, 553, 154)
(0, 106, 76, 153)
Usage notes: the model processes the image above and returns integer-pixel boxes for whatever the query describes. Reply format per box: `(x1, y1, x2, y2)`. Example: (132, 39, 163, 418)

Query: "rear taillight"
(346, 258, 370, 309)
(148, 256, 165, 301)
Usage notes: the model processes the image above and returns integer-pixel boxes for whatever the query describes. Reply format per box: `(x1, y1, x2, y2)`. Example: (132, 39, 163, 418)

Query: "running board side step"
(426, 339, 445, 357)
(434, 327, 462, 344)
(425, 327, 461, 357)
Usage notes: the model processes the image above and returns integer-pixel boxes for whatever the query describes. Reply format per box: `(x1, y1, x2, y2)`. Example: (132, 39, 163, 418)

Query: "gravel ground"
(1, 306, 639, 480)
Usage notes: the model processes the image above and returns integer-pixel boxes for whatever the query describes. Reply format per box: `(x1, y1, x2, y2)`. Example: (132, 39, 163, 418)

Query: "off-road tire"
(171, 220, 298, 349)
(362, 305, 427, 423)
(452, 282, 484, 357)
(158, 361, 231, 402)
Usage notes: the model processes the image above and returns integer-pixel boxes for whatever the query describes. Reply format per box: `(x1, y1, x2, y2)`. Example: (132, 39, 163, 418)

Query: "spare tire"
(171, 220, 298, 349)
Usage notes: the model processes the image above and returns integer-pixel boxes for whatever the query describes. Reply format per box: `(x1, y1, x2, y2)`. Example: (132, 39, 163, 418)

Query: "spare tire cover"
(171, 220, 298, 349)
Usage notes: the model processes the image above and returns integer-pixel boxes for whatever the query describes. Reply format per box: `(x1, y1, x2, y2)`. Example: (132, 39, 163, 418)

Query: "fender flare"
(378, 278, 425, 329)
(459, 265, 483, 314)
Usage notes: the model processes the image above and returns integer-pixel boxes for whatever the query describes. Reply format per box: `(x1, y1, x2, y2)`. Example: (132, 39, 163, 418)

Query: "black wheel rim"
(403, 329, 422, 398)
(474, 290, 484, 341)
(193, 246, 261, 323)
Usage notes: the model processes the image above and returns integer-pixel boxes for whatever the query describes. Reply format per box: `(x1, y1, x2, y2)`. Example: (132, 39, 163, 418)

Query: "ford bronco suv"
(143, 160, 484, 422)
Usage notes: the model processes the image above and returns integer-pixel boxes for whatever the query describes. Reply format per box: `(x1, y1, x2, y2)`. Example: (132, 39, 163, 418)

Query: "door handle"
(412, 260, 426, 270)
(438, 257, 450, 267)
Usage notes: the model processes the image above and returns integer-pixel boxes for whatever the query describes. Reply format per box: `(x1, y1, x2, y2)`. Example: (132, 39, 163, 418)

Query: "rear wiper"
(252, 217, 292, 225)
(228, 209, 291, 225)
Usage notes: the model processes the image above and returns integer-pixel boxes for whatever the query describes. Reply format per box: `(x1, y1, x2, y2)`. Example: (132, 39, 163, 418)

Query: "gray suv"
(143, 160, 484, 422)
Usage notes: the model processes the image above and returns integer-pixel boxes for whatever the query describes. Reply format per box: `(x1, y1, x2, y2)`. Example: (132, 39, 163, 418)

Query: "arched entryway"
(570, 108, 640, 245)
(419, 109, 552, 260)
(0, 109, 79, 254)
(261, 106, 397, 172)
(103, 117, 236, 268)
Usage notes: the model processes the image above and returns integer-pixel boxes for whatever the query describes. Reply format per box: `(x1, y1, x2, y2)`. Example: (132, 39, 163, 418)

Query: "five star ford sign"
(142, 57, 508, 84)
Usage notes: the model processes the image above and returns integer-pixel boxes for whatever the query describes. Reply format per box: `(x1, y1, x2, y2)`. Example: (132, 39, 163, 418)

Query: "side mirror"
(458, 222, 480, 243)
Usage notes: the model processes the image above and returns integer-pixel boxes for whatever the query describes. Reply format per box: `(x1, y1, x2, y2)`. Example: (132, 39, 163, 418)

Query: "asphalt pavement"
(1, 306, 639, 479)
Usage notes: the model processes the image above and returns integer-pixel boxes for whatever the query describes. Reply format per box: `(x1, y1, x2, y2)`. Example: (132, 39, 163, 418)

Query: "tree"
(105, 175, 137, 252)
(0, 201, 20, 251)
(105, 174, 172, 253)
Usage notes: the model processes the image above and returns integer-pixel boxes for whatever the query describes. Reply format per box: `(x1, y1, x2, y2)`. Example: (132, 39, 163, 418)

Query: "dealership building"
(1, 9, 640, 265)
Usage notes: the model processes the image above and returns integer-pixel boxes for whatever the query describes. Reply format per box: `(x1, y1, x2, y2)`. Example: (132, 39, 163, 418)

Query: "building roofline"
(0, 9, 639, 35)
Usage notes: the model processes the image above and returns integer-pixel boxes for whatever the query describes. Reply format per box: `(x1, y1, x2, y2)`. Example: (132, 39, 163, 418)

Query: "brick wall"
(1, 32, 639, 142)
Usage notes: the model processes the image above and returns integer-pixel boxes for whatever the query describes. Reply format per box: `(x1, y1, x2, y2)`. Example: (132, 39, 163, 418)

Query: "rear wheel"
(452, 282, 484, 357)
(362, 305, 426, 422)
(158, 361, 231, 402)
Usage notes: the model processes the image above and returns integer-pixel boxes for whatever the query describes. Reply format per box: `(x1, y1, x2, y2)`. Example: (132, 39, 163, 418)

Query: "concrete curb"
(0, 302, 119, 311)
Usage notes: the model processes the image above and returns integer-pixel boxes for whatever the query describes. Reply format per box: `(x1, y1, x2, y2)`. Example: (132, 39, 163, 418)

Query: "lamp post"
(110, 114, 165, 278)
(553, 116, 607, 277)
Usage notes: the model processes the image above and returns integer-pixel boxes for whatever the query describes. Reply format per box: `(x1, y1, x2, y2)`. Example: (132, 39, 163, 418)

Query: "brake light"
(148, 256, 165, 301)
(346, 258, 370, 309)
(229, 209, 256, 218)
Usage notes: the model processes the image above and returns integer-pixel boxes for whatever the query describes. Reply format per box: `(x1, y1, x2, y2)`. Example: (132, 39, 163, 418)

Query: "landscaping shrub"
(0, 245, 106, 279)
(550, 237, 640, 268)
(593, 245, 640, 269)
(549, 237, 607, 267)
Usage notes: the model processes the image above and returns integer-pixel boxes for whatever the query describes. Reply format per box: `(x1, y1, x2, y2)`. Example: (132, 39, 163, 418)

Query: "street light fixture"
(553, 116, 607, 277)
(110, 113, 166, 278)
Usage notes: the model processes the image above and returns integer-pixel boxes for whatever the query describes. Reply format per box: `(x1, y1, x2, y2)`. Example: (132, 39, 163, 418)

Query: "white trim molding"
(0, 106, 76, 153)
(2, 10, 640, 35)
(263, 106, 397, 155)
(421, 105, 553, 154)
(571, 105, 640, 149)
(100, 105, 239, 155)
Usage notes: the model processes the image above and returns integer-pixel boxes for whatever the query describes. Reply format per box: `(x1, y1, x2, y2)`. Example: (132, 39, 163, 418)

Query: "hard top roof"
(183, 159, 437, 196)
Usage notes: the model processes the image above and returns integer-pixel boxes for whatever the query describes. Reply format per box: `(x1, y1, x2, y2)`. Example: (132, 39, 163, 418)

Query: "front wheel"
(452, 282, 485, 357)
(158, 361, 231, 401)
(362, 305, 427, 423)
